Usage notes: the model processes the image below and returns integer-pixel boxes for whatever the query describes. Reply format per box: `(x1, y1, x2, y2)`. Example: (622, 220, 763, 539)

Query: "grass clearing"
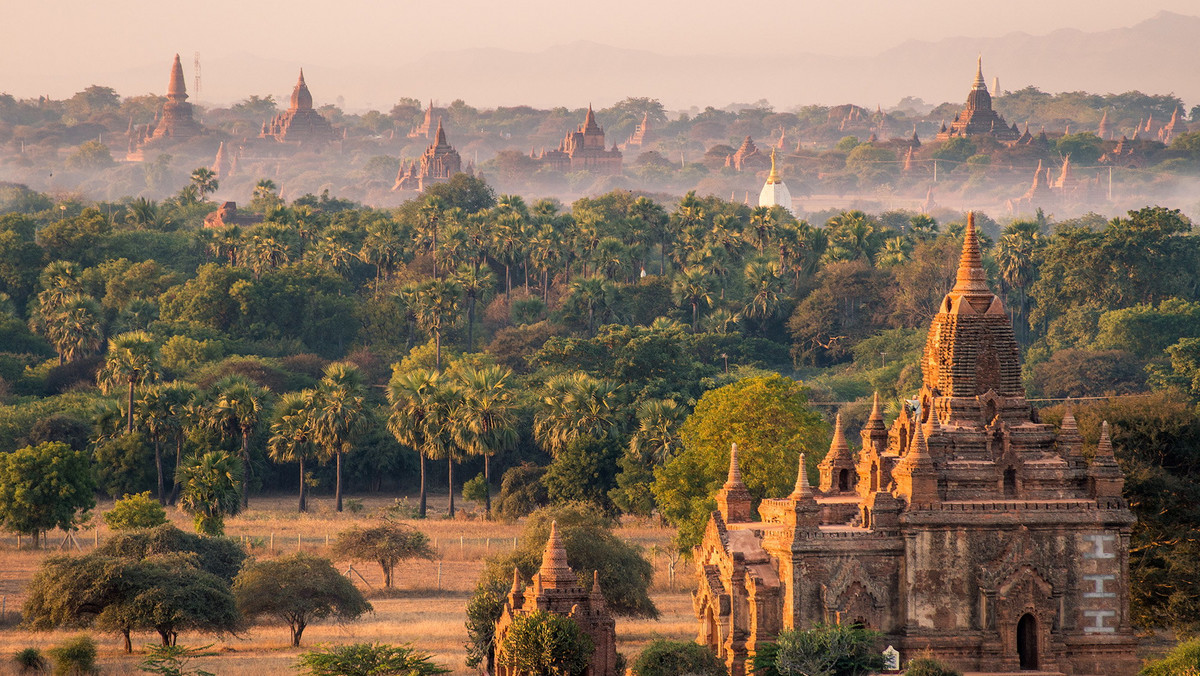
(0, 493, 696, 675)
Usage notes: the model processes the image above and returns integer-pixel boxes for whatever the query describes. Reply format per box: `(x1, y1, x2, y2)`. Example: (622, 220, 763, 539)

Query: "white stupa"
(758, 148, 794, 215)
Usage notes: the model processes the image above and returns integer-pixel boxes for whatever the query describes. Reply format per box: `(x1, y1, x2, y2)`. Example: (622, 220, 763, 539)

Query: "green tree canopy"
(233, 553, 372, 647)
(652, 374, 827, 550)
(0, 441, 95, 542)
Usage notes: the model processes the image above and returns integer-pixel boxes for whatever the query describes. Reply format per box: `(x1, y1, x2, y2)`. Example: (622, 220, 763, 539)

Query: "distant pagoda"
(128, 54, 205, 159)
(936, 57, 1019, 142)
(758, 149, 794, 216)
(259, 69, 336, 145)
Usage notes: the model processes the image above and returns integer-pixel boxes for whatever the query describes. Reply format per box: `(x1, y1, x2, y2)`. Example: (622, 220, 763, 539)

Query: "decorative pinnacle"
(791, 453, 814, 499)
(538, 521, 575, 588)
(767, 148, 781, 184)
(1097, 421, 1114, 458)
(167, 54, 188, 101)
(973, 54, 987, 90)
(951, 212, 991, 297)
(869, 392, 883, 423)
(1061, 400, 1077, 430)
(725, 443, 744, 487)
(826, 413, 849, 459)
(510, 566, 523, 594)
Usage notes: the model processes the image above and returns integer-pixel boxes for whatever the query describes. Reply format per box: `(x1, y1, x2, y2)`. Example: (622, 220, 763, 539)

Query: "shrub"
(296, 643, 450, 676)
(772, 624, 883, 676)
(905, 655, 962, 676)
(1140, 637, 1200, 676)
(138, 643, 215, 676)
(632, 639, 724, 676)
(334, 521, 435, 588)
(498, 610, 593, 676)
(46, 635, 96, 676)
(14, 647, 48, 673)
(104, 492, 168, 530)
(494, 462, 549, 521)
(463, 473, 489, 504)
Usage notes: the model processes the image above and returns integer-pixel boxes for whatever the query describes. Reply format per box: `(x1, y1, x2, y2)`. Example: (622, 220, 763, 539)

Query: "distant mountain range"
(125, 11, 1200, 111)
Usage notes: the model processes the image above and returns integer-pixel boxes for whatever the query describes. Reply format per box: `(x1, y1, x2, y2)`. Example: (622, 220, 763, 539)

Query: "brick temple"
(694, 213, 1138, 676)
(534, 106, 623, 175)
(494, 522, 618, 676)
(392, 117, 462, 192)
(936, 57, 1020, 142)
(259, 69, 335, 146)
(127, 54, 205, 160)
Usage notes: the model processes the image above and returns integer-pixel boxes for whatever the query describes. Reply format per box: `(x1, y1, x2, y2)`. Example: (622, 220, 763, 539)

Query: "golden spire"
(767, 148, 781, 185)
(973, 54, 987, 90)
(950, 212, 991, 297)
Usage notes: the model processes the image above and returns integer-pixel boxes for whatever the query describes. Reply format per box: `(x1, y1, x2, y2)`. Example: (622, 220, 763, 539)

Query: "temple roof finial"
(973, 54, 986, 90)
(950, 212, 991, 297)
(167, 54, 188, 101)
(767, 148, 781, 185)
(537, 521, 576, 589)
(725, 443, 745, 487)
(791, 453, 814, 499)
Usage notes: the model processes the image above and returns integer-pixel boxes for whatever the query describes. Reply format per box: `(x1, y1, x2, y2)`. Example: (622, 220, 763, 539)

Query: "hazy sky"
(4, 0, 1198, 106)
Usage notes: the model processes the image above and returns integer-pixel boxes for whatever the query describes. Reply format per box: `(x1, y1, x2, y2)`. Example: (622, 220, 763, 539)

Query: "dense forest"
(2, 169, 1200, 631)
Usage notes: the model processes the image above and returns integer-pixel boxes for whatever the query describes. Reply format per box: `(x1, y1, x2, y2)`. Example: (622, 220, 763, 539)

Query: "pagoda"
(936, 57, 1019, 142)
(537, 106, 623, 175)
(493, 523, 618, 676)
(694, 213, 1139, 675)
(757, 149, 794, 216)
(259, 70, 336, 145)
(127, 54, 205, 159)
(392, 118, 462, 191)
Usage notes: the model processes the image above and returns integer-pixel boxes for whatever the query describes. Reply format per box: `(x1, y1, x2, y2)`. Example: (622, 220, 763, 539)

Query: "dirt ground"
(0, 493, 696, 675)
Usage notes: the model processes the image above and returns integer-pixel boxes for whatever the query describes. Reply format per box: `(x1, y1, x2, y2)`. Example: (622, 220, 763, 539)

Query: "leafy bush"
(233, 553, 372, 646)
(631, 639, 724, 676)
(297, 643, 449, 676)
(1140, 637, 1200, 676)
(498, 610, 593, 676)
(14, 647, 48, 673)
(770, 624, 883, 676)
(104, 492, 168, 530)
(494, 462, 549, 521)
(97, 524, 246, 582)
(46, 635, 96, 676)
(463, 473, 489, 503)
(905, 655, 962, 676)
(138, 643, 215, 676)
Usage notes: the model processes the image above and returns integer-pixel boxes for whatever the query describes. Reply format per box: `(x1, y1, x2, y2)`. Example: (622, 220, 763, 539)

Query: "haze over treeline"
(3, 6, 1200, 109)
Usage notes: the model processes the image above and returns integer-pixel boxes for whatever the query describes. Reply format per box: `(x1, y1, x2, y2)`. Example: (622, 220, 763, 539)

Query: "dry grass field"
(0, 493, 696, 675)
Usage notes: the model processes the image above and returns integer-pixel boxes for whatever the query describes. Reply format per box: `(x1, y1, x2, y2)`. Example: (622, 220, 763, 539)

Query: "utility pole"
(933, 159, 938, 182)
(193, 52, 202, 96)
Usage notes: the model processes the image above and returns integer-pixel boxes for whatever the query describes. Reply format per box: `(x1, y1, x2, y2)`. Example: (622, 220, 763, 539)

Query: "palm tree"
(135, 384, 175, 504)
(158, 381, 199, 505)
(425, 379, 463, 517)
(406, 278, 463, 372)
(453, 263, 496, 353)
(629, 196, 669, 275)
(533, 372, 621, 457)
(268, 390, 319, 513)
(453, 365, 518, 515)
(748, 206, 777, 252)
(360, 219, 413, 291)
(190, 167, 219, 200)
(387, 368, 441, 518)
(207, 376, 267, 509)
(98, 331, 160, 433)
(743, 259, 786, 328)
(176, 451, 243, 536)
(996, 220, 1043, 343)
(672, 267, 714, 332)
(43, 294, 104, 365)
(629, 399, 686, 465)
(310, 363, 371, 513)
(566, 276, 615, 334)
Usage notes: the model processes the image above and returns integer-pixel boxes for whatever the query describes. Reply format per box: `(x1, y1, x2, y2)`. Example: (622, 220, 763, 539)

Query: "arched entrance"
(1016, 613, 1038, 670)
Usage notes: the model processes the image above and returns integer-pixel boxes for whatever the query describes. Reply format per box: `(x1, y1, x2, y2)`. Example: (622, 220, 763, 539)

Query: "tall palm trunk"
(335, 451, 343, 512)
(170, 430, 184, 505)
(484, 454, 492, 516)
(240, 431, 250, 509)
(298, 453, 307, 513)
(153, 436, 165, 505)
(126, 380, 135, 434)
(418, 452, 427, 517)
(448, 457, 455, 518)
(467, 297, 476, 352)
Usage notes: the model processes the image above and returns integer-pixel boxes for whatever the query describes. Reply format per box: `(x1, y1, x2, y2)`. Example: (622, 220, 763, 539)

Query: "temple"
(936, 57, 1020, 142)
(535, 106, 623, 175)
(494, 523, 618, 676)
(726, 136, 769, 172)
(693, 213, 1138, 676)
(408, 100, 438, 139)
(127, 54, 205, 159)
(758, 149, 794, 216)
(623, 112, 654, 150)
(393, 118, 462, 191)
(259, 70, 336, 145)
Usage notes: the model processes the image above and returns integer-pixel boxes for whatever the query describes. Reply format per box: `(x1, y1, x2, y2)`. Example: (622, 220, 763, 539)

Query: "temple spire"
(167, 54, 188, 102)
(767, 148, 781, 184)
(537, 522, 576, 589)
(725, 443, 744, 487)
(973, 54, 986, 90)
(790, 453, 814, 499)
(435, 117, 446, 145)
(950, 212, 991, 297)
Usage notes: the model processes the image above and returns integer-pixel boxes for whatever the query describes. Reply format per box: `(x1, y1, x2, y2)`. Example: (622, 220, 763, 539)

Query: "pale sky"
(3, 0, 1199, 107)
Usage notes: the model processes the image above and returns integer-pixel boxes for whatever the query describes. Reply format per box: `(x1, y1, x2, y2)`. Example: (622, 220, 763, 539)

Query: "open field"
(0, 493, 696, 675)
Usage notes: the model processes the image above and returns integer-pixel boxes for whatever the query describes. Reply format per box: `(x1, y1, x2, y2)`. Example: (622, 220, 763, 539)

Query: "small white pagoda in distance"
(758, 148, 794, 215)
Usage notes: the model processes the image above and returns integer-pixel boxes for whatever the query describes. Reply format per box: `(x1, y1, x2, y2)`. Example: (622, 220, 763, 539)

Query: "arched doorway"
(1004, 468, 1018, 498)
(838, 469, 850, 492)
(1017, 613, 1038, 670)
